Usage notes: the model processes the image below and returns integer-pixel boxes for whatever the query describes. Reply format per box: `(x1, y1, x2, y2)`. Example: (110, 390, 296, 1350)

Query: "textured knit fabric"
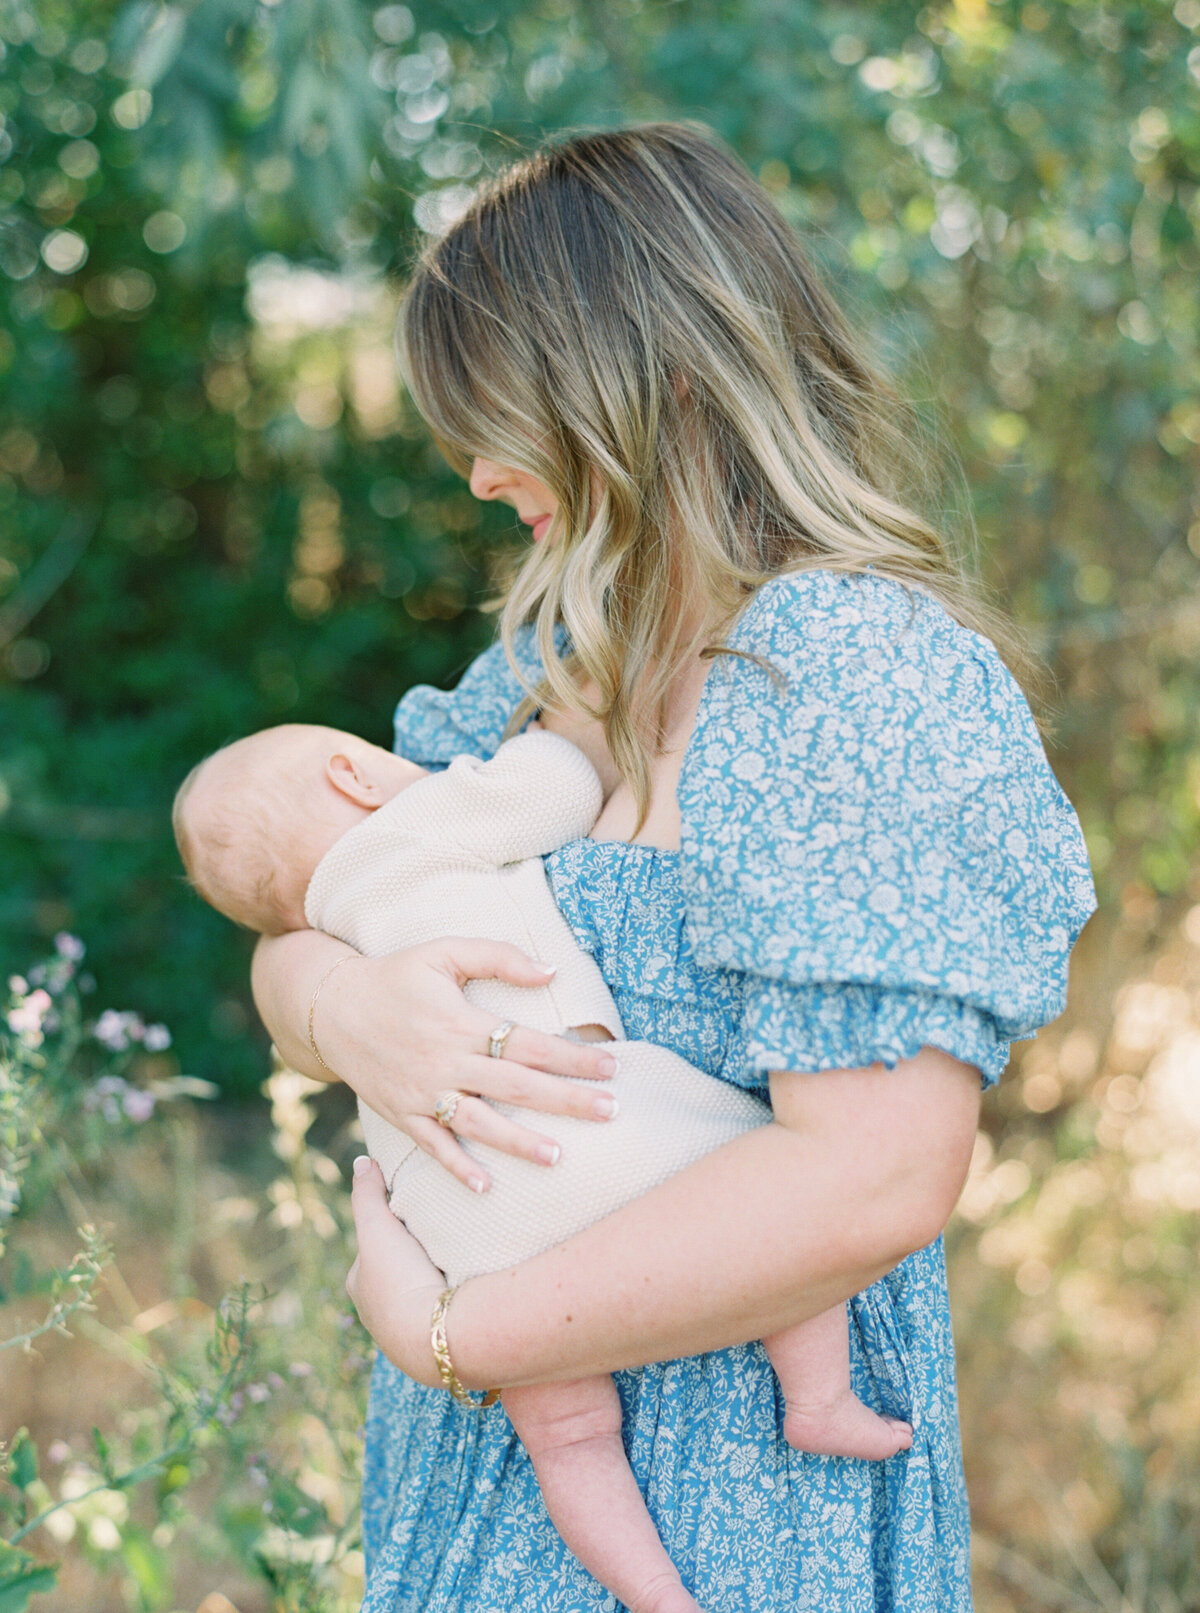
(303, 730, 769, 1285)
(360, 568, 1096, 1613)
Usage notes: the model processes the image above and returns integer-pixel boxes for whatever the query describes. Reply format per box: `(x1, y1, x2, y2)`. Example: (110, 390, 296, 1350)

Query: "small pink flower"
(54, 933, 86, 962)
(7, 989, 53, 1040)
(122, 1089, 157, 1124)
(93, 1009, 130, 1051)
(142, 1023, 171, 1052)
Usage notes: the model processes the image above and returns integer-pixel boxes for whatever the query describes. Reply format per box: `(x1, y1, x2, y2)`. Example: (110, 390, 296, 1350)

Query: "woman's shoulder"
(681, 567, 1096, 1042)
(727, 566, 1007, 686)
(710, 566, 1041, 774)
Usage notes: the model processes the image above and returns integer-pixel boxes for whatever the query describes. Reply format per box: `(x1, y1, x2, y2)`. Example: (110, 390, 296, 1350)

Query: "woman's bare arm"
(347, 1045, 981, 1388)
(252, 929, 357, 1082)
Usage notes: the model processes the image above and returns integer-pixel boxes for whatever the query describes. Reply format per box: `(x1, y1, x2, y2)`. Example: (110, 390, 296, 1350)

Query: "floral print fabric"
(362, 569, 1094, 1612)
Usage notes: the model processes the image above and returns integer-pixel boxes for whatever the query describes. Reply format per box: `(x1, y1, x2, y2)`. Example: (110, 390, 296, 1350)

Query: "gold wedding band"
(487, 1019, 516, 1060)
(434, 1089, 465, 1130)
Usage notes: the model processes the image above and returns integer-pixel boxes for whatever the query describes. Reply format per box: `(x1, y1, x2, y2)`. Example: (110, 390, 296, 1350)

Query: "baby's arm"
(435, 730, 602, 867)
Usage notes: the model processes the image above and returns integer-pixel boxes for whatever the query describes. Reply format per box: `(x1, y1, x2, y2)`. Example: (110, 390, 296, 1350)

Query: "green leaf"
(264, 1472, 330, 1538)
(90, 1428, 115, 1483)
(116, 1532, 166, 1604)
(0, 1542, 58, 1613)
(7, 1430, 37, 1492)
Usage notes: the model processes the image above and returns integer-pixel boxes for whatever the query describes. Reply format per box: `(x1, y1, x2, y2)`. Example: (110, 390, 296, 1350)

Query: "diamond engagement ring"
(434, 1089, 465, 1130)
(487, 1019, 516, 1060)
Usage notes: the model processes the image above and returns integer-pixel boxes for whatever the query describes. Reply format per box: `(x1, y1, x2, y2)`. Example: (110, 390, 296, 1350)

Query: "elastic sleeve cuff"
(743, 979, 1010, 1090)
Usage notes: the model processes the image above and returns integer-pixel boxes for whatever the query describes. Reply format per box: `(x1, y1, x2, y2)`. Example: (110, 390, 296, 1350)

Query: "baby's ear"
(326, 752, 379, 807)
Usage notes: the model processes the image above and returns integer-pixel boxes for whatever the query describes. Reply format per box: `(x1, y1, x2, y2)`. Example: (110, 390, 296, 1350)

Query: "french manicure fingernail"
(598, 1055, 617, 1075)
(469, 1176, 488, 1194)
(593, 1095, 619, 1119)
(537, 1142, 561, 1165)
(352, 1155, 372, 1177)
(537, 963, 557, 975)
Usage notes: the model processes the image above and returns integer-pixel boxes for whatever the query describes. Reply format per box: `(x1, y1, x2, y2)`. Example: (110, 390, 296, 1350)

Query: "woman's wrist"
(251, 930, 358, 1083)
(307, 951, 367, 1076)
(430, 1287, 500, 1407)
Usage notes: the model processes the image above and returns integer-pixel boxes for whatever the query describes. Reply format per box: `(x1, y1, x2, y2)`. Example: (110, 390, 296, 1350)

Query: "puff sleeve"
(679, 570, 1096, 1089)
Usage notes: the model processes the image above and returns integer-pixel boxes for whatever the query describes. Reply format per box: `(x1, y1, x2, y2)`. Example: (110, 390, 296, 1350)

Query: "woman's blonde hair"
(400, 120, 1032, 821)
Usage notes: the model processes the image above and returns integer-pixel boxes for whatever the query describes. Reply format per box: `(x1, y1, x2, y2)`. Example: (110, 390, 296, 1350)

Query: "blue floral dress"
(362, 570, 1095, 1613)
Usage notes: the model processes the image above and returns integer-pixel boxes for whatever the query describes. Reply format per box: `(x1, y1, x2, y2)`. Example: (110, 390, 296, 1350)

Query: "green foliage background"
(4, 5, 1200, 1608)
(2, 0, 1199, 1092)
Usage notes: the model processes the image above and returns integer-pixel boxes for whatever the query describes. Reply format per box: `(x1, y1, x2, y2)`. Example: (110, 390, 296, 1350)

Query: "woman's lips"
(530, 514, 552, 543)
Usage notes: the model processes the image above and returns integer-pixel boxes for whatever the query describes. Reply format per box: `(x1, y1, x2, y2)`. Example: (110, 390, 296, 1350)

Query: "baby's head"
(173, 723, 425, 934)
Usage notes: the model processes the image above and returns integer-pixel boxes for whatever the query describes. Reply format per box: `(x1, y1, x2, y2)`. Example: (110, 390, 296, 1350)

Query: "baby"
(174, 722, 913, 1613)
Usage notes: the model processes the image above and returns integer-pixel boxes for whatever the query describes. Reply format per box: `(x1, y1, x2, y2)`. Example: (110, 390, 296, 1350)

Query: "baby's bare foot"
(783, 1390, 913, 1461)
(632, 1571, 705, 1613)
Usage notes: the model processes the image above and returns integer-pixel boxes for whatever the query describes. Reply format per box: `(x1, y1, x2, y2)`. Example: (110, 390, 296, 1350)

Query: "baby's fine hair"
(172, 732, 304, 935)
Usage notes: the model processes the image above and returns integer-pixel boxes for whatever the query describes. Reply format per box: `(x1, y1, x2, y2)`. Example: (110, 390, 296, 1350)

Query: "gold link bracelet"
(430, 1287, 500, 1409)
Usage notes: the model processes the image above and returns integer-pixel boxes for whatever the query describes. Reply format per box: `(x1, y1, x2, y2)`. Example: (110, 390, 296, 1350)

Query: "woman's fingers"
(431, 936, 560, 991)
(408, 1092, 598, 1179)
(497, 1022, 617, 1082)
(346, 1157, 445, 1381)
(350, 1157, 440, 1284)
(406, 1114, 492, 1194)
(347, 1156, 410, 1292)
(464, 1054, 621, 1122)
(449, 1095, 568, 1165)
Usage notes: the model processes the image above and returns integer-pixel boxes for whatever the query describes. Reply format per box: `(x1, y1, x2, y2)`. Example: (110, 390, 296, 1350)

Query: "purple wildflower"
(122, 1089, 157, 1123)
(93, 1009, 131, 1051)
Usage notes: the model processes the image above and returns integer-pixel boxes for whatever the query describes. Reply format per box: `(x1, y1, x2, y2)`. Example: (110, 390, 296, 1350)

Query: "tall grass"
(2, 941, 366, 1612)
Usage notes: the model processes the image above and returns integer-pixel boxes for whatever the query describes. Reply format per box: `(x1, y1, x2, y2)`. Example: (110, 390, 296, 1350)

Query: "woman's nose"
(469, 457, 504, 500)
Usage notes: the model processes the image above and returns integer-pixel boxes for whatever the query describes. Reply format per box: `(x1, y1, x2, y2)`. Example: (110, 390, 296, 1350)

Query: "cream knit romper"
(304, 729, 770, 1286)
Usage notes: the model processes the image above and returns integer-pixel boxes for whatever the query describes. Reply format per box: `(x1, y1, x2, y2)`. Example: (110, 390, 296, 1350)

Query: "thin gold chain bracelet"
(307, 954, 359, 1075)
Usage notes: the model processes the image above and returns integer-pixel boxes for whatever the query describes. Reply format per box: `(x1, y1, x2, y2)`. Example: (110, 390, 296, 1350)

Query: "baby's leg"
(502, 1376, 704, 1613)
(762, 1306, 913, 1461)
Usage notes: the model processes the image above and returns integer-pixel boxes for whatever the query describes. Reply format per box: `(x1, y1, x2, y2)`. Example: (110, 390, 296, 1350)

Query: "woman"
(253, 123, 1095, 1610)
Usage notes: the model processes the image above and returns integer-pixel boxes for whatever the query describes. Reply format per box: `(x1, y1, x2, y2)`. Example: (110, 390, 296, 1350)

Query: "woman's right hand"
(252, 931, 617, 1192)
